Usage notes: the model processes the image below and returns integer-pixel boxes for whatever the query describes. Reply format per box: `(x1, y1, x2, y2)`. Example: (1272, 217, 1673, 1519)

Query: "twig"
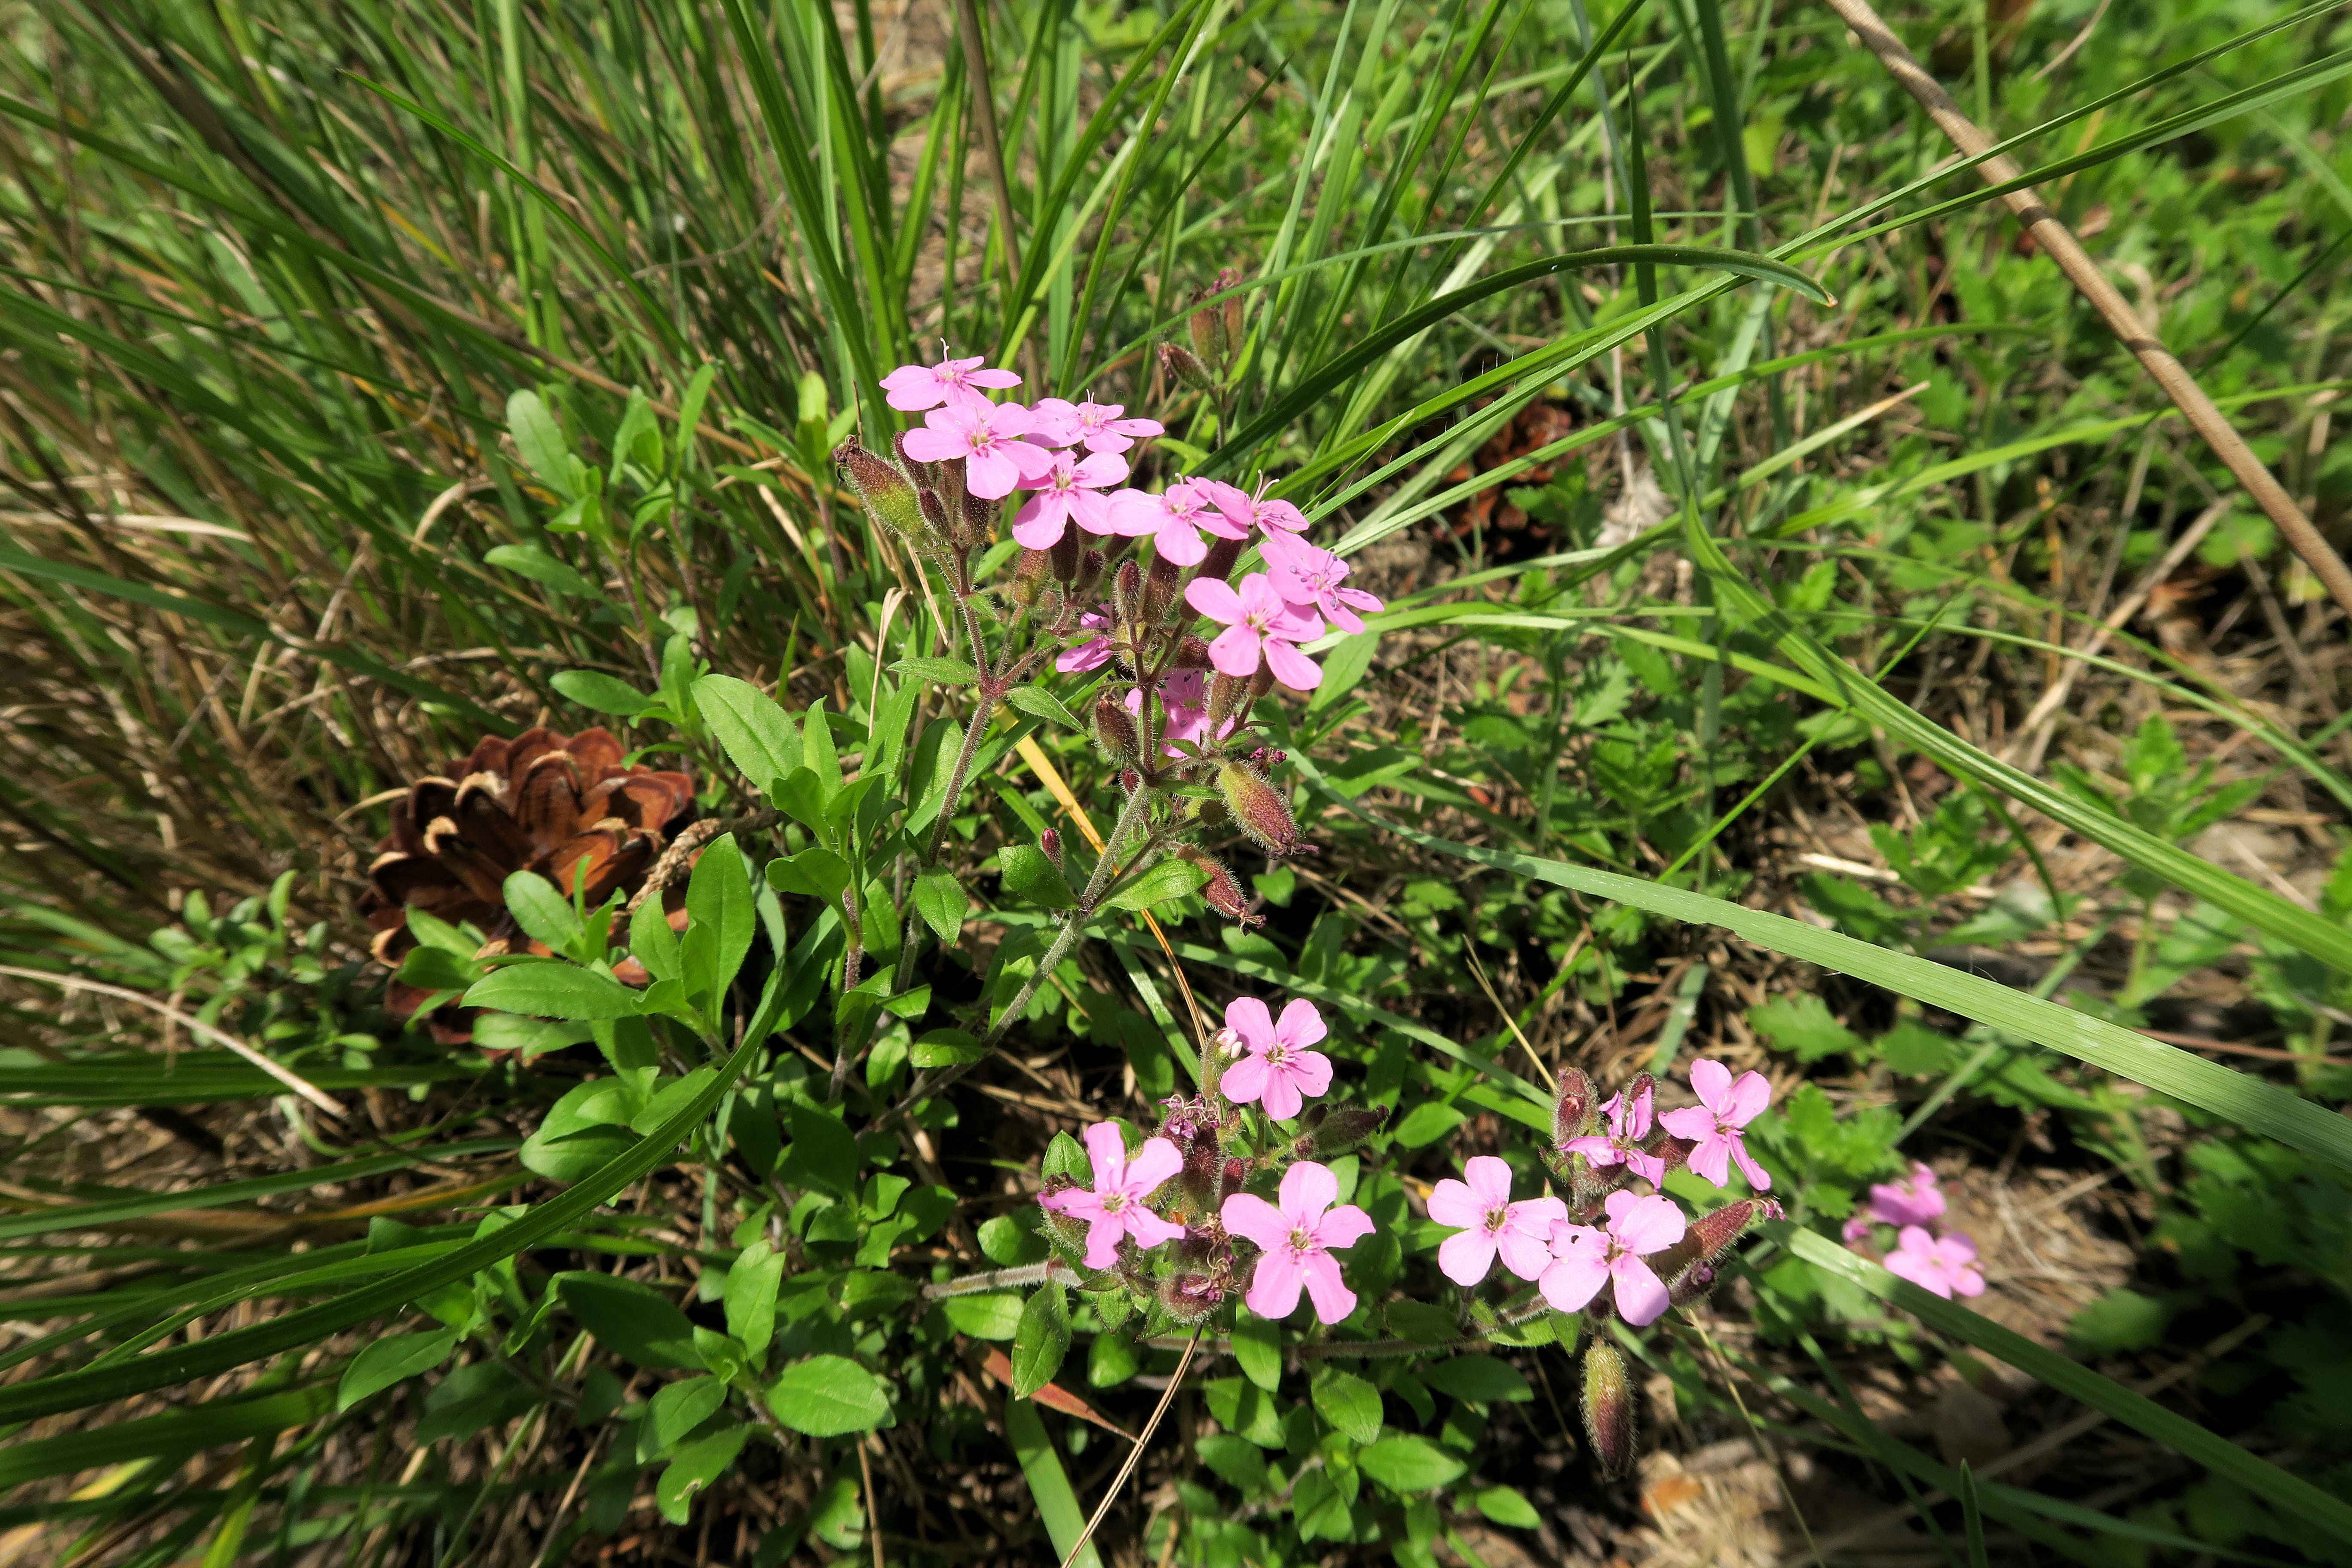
(1824, 0, 2352, 624)
(1060, 1327, 1202, 1568)
(922, 1259, 1078, 1300)
(0, 965, 345, 1118)
(949, 0, 1023, 289)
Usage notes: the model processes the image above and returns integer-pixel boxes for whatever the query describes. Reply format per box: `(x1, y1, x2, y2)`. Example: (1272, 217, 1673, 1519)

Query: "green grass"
(4, 0, 2352, 1561)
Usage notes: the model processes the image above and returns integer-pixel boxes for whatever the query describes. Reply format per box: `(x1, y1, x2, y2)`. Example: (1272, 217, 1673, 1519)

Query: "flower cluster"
(1843, 1161, 1984, 1298)
(838, 348, 1387, 930)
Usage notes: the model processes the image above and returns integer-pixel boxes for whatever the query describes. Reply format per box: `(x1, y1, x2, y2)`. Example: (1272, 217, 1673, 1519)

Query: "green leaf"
(937, 1293, 1023, 1340)
(725, 1240, 785, 1359)
(1747, 994, 1861, 1064)
(0, 1384, 336, 1491)
(1358, 1435, 1467, 1492)
(766, 846, 854, 904)
(1232, 1313, 1280, 1393)
(556, 1273, 703, 1369)
(552, 670, 653, 717)
(335, 1328, 458, 1411)
(1311, 1367, 1383, 1445)
(768, 1355, 889, 1436)
(657, 1424, 751, 1526)
(912, 869, 967, 943)
(1296, 763, 2352, 1177)
(1010, 1283, 1071, 1399)
(2068, 1287, 2176, 1356)
(782, 1100, 860, 1198)
(1475, 1485, 1541, 1528)
(891, 655, 981, 686)
(1098, 855, 1211, 913)
(1390, 1102, 1467, 1148)
(911, 1028, 986, 1069)
(1003, 684, 1083, 731)
(1004, 1394, 1105, 1568)
(461, 962, 640, 1020)
(503, 870, 583, 956)
(692, 674, 801, 793)
(684, 833, 755, 999)
(999, 843, 1075, 910)
(643, 1375, 728, 1460)
(507, 389, 574, 497)
(483, 543, 600, 600)
(1419, 1355, 1531, 1404)
(979, 1214, 1048, 1267)
(1195, 1432, 1271, 1493)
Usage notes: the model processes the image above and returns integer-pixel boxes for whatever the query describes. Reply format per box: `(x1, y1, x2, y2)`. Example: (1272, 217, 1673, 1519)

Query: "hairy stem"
(920, 1259, 1076, 1299)
(979, 784, 1155, 1051)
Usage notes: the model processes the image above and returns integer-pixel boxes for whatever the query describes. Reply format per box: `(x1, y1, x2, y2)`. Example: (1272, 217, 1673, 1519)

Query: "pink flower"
(1659, 1059, 1773, 1191)
(1124, 668, 1234, 756)
(1536, 1190, 1687, 1326)
(1037, 1121, 1187, 1268)
(900, 402, 1056, 501)
(1883, 1225, 1985, 1299)
(1107, 478, 1249, 567)
(1866, 1162, 1944, 1229)
(1215, 996, 1332, 1120)
(1197, 478, 1308, 536)
(1030, 397, 1164, 455)
(1183, 574, 1324, 692)
(1011, 450, 1129, 548)
(880, 354, 1020, 412)
(1427, 1156, 1568, 1286)
(1056, 609, 1115, 674)
(1565, 1080, 1667, 1187)
(1220, 1161, 1376, 1324)
(1262, 532, 1384, 634)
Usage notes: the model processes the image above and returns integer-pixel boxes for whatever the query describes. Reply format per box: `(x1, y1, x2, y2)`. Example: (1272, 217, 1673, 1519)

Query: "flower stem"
(920, 1258, 1076, 1299)
(979, 783, 1155, 1050)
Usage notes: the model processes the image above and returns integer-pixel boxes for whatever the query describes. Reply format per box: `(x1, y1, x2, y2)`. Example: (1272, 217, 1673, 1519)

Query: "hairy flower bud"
(1581, 1341, 1638, 1480)
(1173, 845, 1258, 928)
(1160, 340, 1214, 393)
(1220, 269, 1245, 353)
(1113, 558, 1143, 626)
(1036, 1180, 1090, 1259)
(1172, 635, 1213, 670)
(1553, 1066, 1596, 1148)
(1216, 763, 1301, 857)
(1160, 1271, 1227, 1326)
(1010, 545, 1052, 605)
(1142, 553, 1183, 624)
(1187, 283, 1230, 371)
(1197, 535, 1246, 584)
(1093, 695, 1140, 766)
(836, 439, 927, 543)
(1291, 1102, 1389, 1161)
(1072, 548, 1107, 601)
(1039, 828, 1063, 874)
(1247, 666, 1277, 701)
(1659, 1197, 1784, 1306)
(1179, 1139, 1222, 1214)
(1049, 527, 1082, 584)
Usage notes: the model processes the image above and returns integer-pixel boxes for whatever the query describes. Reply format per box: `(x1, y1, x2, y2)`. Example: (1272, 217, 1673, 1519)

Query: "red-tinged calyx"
(1216, 762, 1302, 857)
(1581, 1340, 1638, 1480)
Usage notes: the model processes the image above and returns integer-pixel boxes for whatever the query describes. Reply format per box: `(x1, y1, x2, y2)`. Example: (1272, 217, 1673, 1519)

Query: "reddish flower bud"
(1179, 1139, 1222, 1214)
(1291, 1102, 1389, 1161)
(1553, 1066, 1596, 1148)
(1248, 666, 1277, 701)
(1072, 548, 1106, 601)
(1216, 763, 1302, 857)
(1142, 552, 1182, 624)
(1176, 845, 1258, 927)
(1581, 1341, 1638, 1480)
(1113, 558, 1142, 625)
(1039, 828, 1063, 873)
(1160, 1271, 1227, 1326)
(1187, 283, 1230, 370)
(1220, 269, 1246, 353)
(1172, 635, 1213, 670)
(837, 439, 928, 544)
(1093, 695, 1140, 766)
(1010, 545, 1052, 605)
(1204, 672, 1248, 729)
(1197, 535, 1245, 583)
(1050, 527, 1082, 583)
(1659, 1197, 1784, 1306)
(1160, 340, 1213, 393)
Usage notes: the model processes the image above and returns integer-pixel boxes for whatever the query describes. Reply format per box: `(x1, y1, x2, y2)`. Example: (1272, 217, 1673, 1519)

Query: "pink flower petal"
(1278, 1160, 1340, 1226)
(1262, 638, 1323, 692)
(1464, 1156, 1513, 1209)
(1153, 519, 1207, 567)
(1507, 1197, 1568, 1234)
(1730, 1139, 1773, 1192)
(900, 426, 965, 463)
(1438, 1229, 1498, 1286)
(1246, 1250, 1305, 1320)
(1682, 1132, 1733, 1188)
(1206, 625, 1263, 679)
(1606, 1192, 1687, 1255)
(1687, 1057, 1734, 1114)
(1082, 1122, 1128, 1190)
(968, 367, 1021, 389)
(1610, 1256, 1671, 1325)
(1426, 1178, 1485, 1231)
(1314, 1204, 1375, 1250)
(1220, 1053, 1269, 1107)
(1219, 1192, 1289, 1252)
(1537, 1248, 1608, 1313)
(1125, 1137, 1183, 1194)
(1011, 498, 1068, 550)
(1283, 1050, 1333, 1102)
(1496, 1227, 1554, 1281)
(1041, 1187, 1104, 1222)
(1124, 1208, 1187, 1251)
(1275, 998, 1327, 1048)
(1223, 995, 1274, 1049)
(1082, 1215, 1127, 1268)
(1258, 1065, 1303, 1120)
(1725, 1070, 1772, 1125)
(1184, 576, 1246, 625)
(1300, 1253, 1357, 1325)
(1657, 1104, 1715, 1142)
(964, 448, 1020, 499)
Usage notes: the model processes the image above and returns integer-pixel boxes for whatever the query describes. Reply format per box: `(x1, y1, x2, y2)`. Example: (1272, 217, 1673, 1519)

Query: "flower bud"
(1113, 558, 1142, 625)
(1073, 548, 1106, 601)
(1187, 284, 1230, 371)
(1180, 1139, 1222, 1213)
(1092, 695, 1140, 766)
(1011, 545, 1051, 605)
(1160, 340, 1214, 394)
(1197, 535, 1246, 584)
(1050, 527, 1082, 584)
(1036, 1183, 1090, 1259)
(1553, 1066, 1596, 1148)
(1581, 1341, 1638, 1480)
(1039, 828, 1063, 873)
(1172, 635, 1213, 670)
(1220, 269, 1245, 353)
(1248, 666, 1277, 701)
(1216, 763, 1302, 858)
(1205, 673, 1247, 729)
(1176, 845, 1258, 928)
(1159, 1271, 1227, 1326)
(916, 488, 952, 546)
(961, 489, 997, 550)
(1659, 1197, 1784, 1306)
(1291, 1102, 1389, 1161)
(892, 430, 940, 493)
(836, 439, 926, 543)
(1142, 553, 1183, 624)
